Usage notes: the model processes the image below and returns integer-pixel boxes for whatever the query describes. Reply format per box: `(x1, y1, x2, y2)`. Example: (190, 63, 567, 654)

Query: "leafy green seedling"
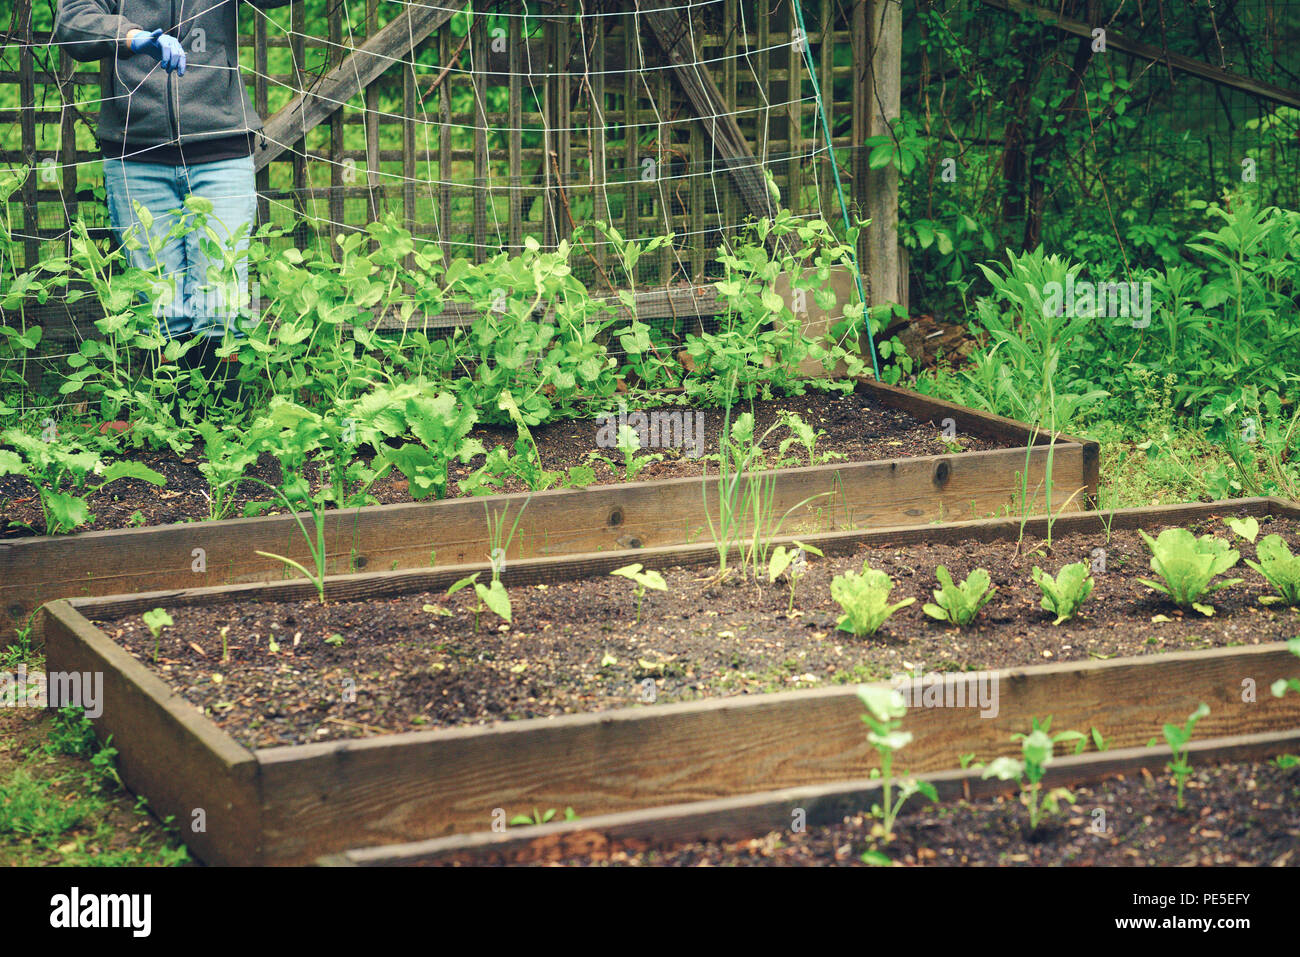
(831, 566, 915, 637)
(1137, 528, 1242, 616)
(610, 563, 667, 623)
(0, 429, 165, 534)
(1270, 635, 1300, 699)
(1246, 535, 1300, 607)
(1072, 726, 1111, 754)
(922, 566, 995, 626)
(776, 411, 840, 467)
(1225, 516, 1259, 543)
(1163, 703, 1209, 810)
(509, 806, 578, 827)
(1031, 561, 1095, 624)
(768, 540, 824, 615)
(981, 717, 1086, 831)
(857, 686, 936, 842)
(447, 572, 511, 633)
(615, 424, 662, 481)
(142, 608, 173, 664)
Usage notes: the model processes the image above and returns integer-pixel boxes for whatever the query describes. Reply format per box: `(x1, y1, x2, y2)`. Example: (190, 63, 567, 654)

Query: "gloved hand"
(130, 28, 187, 75)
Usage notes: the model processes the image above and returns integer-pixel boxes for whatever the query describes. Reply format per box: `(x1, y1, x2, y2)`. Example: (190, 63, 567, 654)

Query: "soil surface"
(95, 514, 1300, 750)
(538, 758, 1300, 866)
(0, 388, 996, 538)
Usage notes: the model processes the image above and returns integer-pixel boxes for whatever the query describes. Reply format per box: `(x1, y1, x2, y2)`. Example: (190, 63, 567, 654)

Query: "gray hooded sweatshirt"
(55, 0, 290, 152)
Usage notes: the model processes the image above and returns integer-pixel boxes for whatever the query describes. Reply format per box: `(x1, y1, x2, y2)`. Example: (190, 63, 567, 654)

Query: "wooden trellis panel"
(1, 1, 898, 339)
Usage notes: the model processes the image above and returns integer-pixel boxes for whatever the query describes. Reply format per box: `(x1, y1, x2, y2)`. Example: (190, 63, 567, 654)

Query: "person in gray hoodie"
(55, 0, 290, 374)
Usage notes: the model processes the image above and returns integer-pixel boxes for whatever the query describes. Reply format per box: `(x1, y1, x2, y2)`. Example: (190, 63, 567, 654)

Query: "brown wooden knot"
(608, 507, 624, 527)
(932, 459, 952, 487)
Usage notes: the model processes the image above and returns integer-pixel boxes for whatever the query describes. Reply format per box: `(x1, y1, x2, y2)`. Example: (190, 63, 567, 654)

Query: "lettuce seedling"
(922, 566, 995, 626)
(1245, 535, 1300, 607)
(610, 563, 667, 623)
(981, 717, 1085, 830)
(1163, 703, 1209, 810)
(1137, 528, 1243, 615)
(857, 686, 937, 843)
(831, 567, 915, 636)
(1031, 561, 1095, 624)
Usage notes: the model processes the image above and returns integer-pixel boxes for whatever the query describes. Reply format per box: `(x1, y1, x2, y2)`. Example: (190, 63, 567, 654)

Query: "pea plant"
(141, 608, 173, 665)
(446, 572, 512, 633)
(776, 411, 842, 468)
(0, 427, 165, 534)
(856, 686, 937, 845)
(767, 540, 824, 614)
(981, 717, 1086, 831)
(1164, 703, 1210, 810)
(610, 563, 667, 623)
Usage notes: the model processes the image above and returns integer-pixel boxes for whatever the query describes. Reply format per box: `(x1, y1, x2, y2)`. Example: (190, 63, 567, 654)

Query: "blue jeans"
(103, 155, 257, 340)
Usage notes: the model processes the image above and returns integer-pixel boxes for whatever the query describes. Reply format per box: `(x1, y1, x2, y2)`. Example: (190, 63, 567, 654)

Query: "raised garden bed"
(320, 729, 1300, 866)
(40, 498, 1300, 865)
(2, 377, 1098, 645)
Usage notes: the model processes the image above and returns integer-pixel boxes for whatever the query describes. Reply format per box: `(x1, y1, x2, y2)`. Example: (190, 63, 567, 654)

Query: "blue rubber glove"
(130, 28, 187, 75)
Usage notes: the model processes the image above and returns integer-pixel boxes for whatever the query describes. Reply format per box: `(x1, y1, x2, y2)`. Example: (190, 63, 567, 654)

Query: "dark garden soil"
(95, 515, 1300, 751)
(0, 388, 997, 538)
(536, 758, 1300, 867)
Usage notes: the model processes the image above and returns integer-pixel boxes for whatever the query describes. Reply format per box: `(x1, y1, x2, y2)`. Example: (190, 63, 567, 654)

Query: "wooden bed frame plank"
(246, 643, 1300, 862)
(40, 605, 261, 866)
(322, 727, 1300, 866)
(2, 378, 1097, 646)
(40, 498, 1291, 865)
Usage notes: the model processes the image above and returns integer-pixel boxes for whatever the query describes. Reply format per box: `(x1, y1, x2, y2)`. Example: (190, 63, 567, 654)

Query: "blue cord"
(790, 0, 882, 380)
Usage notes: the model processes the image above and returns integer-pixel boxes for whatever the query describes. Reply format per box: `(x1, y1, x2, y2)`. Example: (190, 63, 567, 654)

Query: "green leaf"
(99, 461, 166, 487)
(475, 579, 512, 623)
(1225, 516, 1259, 543)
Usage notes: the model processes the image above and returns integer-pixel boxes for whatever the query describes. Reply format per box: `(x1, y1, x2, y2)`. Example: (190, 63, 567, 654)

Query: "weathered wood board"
(2, 378, 1098, 645)
(320, 726, 1300, 866)
(39, 499, 1300, 865)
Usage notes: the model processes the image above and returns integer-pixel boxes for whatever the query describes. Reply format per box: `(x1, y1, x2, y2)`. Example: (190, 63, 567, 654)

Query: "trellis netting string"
(4, 0, 875, 357)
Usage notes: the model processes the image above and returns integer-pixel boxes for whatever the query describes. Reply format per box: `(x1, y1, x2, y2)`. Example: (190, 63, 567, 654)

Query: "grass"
(0, 650, 189, 867)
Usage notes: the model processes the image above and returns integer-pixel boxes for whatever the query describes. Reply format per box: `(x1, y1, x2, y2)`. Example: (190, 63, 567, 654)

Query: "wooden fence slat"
(290, 0, 308, 248)
(722, 0, 738, 250)
(255, 0, 467, 171)
(255, 15, 271, 227)
(787, 5, 803, 214)
(19, 0, 38, 270)
(472, 16, 488, 264)
(364, 0, 381, 222)
(623, 19, 638, 278)
(439, 28, 453, 263)
(591, 16, 609, 278)
(508, 14, 523, 252)
(328, 3, 345, 246)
